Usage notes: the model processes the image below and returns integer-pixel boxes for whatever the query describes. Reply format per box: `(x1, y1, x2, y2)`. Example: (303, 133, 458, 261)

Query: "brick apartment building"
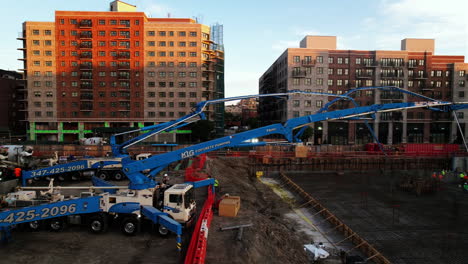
(259, 36, 468, 145)
(18, 0, 224, 142)
(0, 70, 27, 139)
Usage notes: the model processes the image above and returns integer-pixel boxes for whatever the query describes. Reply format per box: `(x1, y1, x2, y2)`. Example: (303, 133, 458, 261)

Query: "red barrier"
(184, 187, 214, 264)
(185, 154, 208, 182)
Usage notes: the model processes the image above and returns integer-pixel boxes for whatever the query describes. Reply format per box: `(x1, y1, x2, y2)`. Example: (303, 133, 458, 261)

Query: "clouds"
(140, 3, 174, 18)
(369, 0, 467, 54)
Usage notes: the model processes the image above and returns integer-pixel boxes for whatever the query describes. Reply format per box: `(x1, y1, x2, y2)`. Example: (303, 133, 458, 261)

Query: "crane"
(2, 87, 467, 250)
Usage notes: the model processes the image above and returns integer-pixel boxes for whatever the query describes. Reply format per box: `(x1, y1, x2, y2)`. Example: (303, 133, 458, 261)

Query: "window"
(316, 56, 323, 63)
(459, 70, 466, 77)
(337, 69, 343, 75)
(344, 58, 349, 64)
(316, 100, 323, 107)
(305, 78, 311, 85)
(178, 31, 186, 37)
(189, 82, 197, 87)
(46, 92, 53, 97)
(99, 51, 106, 56)
(44, 30, 51, 35)
(418, 59, 425, 66)
(293, 100, 300, 107)
(34, 112, 41, 117)
(44, 40, 52, 46)
(189, 92, 197, 98)
(459, 80, 466, 87)
(436, 70, 442, 77)
(293, 56, 300, 63)
(33, 81, 41, 87)
(159, 31, 166, 36)
(328, 57, 334, 64)
(178, 52, 186, 57)
(190, 42, 197, 47)
(457, 91, 463, 98)
(328, 68, 334, 75)
(328, 79, 333, 86)
(32, 29, 39, 35)
(189, 52, 197, 57)
(45, 81, 52, 87)
(337, 80, 343, 86)
(355, 58, 361, 64)
(179, 82, 186, 88)
(293, 78, 300, 85)
(33, 40, 40, 46)
(337, 57, 343, 64)
(316, 78, 323, 86)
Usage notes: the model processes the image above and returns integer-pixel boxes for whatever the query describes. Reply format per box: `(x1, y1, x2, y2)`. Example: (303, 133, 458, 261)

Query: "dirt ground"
(0, 157, 311, 264)
(205, 157, 310, 264)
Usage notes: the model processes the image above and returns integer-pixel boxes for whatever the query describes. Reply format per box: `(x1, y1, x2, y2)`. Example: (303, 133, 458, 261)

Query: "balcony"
(79, 43, 93, 49)
(80, 83, 93, 89)
(79, 32, 92, 39)
(118, 74, 130, 80)
(380, 73, 404, 79)
(414, 74, 427, 79)
(356, 73, 373, 79)
(80, 64, 92, 70)
(363, 61, 378, 67)
(117, 64, 130, 70)
(79, 21, 92, 28)
(301, 59, 315, 67)
(115, 54, 130, 60)
(80, 94, 93, 100)
(80, 74, 93, 80)
(291, 71, 307, 78)
(80, 53, 93, 59)
(80, 107, 93, 111)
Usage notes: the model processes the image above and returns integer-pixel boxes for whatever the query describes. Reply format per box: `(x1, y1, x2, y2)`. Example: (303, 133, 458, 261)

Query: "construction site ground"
(0, 157, 317, 264)
(2, 156, 466, 264)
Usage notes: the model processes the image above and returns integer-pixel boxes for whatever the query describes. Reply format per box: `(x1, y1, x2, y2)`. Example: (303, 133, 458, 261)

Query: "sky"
(1, 0, 467, 98)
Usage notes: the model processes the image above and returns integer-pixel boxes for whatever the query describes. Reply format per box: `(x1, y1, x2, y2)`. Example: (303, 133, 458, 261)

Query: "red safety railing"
(184, 186, 214, 264)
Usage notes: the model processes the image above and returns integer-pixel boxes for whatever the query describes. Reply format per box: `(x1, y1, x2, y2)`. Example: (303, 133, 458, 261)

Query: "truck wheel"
(57, 174, 67, 181)
(71, 172, 80, 181)
(121, 217, 138, 236)
(49, 218, 66, 232)
(28, 220, 42, 231)
(97, 171, 108, 181)
(88, 214, 108, 234)
(113, 171, 125, 181)
(157, 224, 169, 237)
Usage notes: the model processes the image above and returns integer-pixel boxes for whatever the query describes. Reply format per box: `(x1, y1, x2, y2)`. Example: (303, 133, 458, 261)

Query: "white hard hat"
(164, 173, 168, 177)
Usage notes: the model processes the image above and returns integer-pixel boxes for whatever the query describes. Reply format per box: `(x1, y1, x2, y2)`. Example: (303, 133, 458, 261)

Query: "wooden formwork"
(278, 172, 392, 264)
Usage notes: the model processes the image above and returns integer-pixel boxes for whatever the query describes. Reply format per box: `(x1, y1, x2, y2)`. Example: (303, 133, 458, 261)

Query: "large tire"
(49, 218, 66, 232)
(97, 171, 108, 181)
(121, 217, 138, 236)
(113, 171, 125, 181)
(157, 224, 169, 237)
(88, 214, 109, 234)
(28, 220, 42, 231)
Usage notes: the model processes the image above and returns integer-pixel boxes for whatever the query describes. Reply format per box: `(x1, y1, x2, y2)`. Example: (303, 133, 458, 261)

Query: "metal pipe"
(453, 111, 468, 152)
(219, 223, 252, 231)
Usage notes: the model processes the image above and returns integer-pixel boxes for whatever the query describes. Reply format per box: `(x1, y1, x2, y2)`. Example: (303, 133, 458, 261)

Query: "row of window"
(147, 112, 188, 118)
(32, 50, 53, 56)
(32, 40, 53, 46)
(60, 112, 136, 118)
(147, 31, 198, 37)
(147, 41, 197, 47)
(292, 56, 425, 66)
(148, 72, 197, 77)
(147, 51, 197, 57)
(31, 29, 52, 35)
(32, 102, 53, 107)
(58, 19, 136, 26)
(147, 61, 198, 68)
(292, 100, 323, 108)
(34, 111, 54, 117)
(147, 101, 197, 107)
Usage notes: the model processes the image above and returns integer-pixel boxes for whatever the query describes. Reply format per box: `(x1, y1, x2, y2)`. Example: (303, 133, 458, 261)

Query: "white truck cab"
(163, 184, 196, 223)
